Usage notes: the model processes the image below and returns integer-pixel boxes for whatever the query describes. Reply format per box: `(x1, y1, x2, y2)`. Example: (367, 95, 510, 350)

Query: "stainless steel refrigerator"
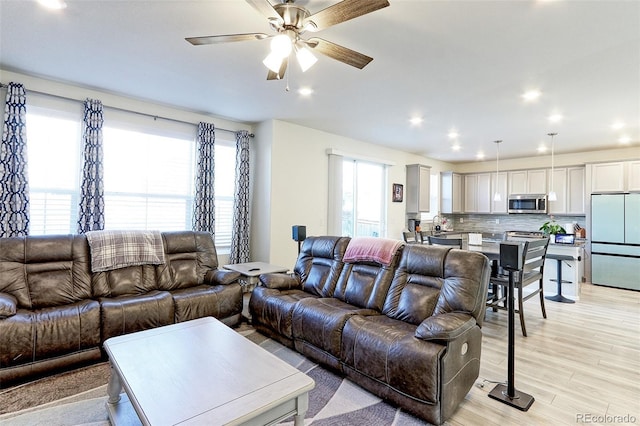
(591, 193, 640, 290)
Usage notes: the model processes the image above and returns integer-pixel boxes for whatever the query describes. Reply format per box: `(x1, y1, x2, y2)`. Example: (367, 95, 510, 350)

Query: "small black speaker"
(292, 225, 306, 242)
(500, 241, 523, 271)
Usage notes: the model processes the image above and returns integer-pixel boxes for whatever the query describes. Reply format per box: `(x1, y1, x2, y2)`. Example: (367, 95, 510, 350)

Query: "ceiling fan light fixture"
(263, 51, 283, 73)
(296, 46, 317, 72)
(270, 33, 293, 58)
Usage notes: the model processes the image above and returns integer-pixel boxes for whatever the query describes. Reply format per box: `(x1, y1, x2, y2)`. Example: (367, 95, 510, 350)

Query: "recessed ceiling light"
(37, 0, 67, 9)
(452, 144, 461, 151)
(409, 116, 423, 126)
(448, 130, 459, 139)
(618, 135, 631, 144)
(611, 121, 625, 130)
(548, 113, 563, 123)
(537, 145, 548, 153)
(476, 152, 485, 160)
(522, 90, 542, 102)
(298, 87, 313, 96)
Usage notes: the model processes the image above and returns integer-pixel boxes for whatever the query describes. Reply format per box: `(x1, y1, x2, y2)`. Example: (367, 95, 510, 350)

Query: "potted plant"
(539, 216, 566, 238)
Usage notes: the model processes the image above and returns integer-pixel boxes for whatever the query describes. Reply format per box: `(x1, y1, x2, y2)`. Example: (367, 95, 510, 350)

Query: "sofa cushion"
(0, 300, 100, 367)
(92, 264, 162, 297)
(0, 293, 17, 318)
(433, 249, 490, 325)
(100, 290, 174, 341)
(294, 236, 349, 297)
(382, 245, 449, 325)
(249, 286, 318, 339)
(26, 235, 93, 309)
(341, 315, 444, 404)
(158, 231, 219, 291)
(291, 297, 378, 359)
(171, 284, 242, 323)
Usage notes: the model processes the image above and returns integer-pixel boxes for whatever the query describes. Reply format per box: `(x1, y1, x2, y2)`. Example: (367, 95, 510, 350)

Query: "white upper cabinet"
(567, 167, 586, 214)
(628, 161, 640, 192)
(548, 168, 567, 214)
(548, 167, 585, 215)
(590, 161, 640, 193)
(441, 172, 463, 214)
(406, 164, 431, 213)
(491, 172, 508, 213)
(591, 162, 625, 192)
(464, 173, 491, 213)
(508, 169, 547, 194)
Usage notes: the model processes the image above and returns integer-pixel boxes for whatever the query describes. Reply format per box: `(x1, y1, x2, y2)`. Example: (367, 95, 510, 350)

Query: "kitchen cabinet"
(464, 173, 491, 213)
(628, 161, 640, 191)
(491, 172, 508, 213)
(441, 172, 463, 214)
(590, 162, 625, 192)
(508, 169, 547, 195)
(567, 167, 586, 214)
(406, 164, 431, 213)
(548, 167, 585, 215)
(589, 160, 640, 193)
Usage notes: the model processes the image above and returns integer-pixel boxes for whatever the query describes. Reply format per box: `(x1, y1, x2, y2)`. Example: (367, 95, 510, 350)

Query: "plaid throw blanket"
(85, 230, 165, 272)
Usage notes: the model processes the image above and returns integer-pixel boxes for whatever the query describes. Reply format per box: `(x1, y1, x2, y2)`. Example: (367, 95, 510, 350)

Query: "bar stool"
(545, 254, 578, 304)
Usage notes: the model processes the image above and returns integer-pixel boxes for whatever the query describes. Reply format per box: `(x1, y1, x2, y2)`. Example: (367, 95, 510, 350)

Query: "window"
(24, 98, 237, 251)
(213, 142, 235, 248)
(26, 103, 82, 235)
(341, 159, 386, 237)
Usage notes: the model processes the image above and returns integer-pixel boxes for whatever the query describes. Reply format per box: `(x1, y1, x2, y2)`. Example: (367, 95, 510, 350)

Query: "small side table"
(223, 261, 289, 293)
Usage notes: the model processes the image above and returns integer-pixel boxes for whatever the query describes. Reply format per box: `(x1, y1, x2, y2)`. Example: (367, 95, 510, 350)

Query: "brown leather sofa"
(250, 236, 490, 425)
(0, 230, 242, 386)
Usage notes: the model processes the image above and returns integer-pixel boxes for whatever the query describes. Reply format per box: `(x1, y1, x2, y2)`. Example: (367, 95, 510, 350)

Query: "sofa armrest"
(259, 273, 301, 290)
(415, 312, 476, 342)
(0, 292, 18, 318)
(205, 269, 242, 285)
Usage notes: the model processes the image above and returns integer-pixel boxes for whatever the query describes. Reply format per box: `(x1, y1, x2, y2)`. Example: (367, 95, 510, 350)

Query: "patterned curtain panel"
(193, 122, 215, 234)
(229, 130, 250, 264)
(0, 82, 30, 237)
(77, 98, 105, 233)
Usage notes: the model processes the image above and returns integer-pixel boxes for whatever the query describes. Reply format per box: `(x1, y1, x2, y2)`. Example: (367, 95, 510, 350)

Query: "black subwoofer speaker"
(500, 241, 524, 271)
(292, 225, 306, 242)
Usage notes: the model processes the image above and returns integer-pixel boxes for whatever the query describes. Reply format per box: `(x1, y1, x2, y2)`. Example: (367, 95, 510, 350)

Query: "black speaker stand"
(488, 268, 534, 411)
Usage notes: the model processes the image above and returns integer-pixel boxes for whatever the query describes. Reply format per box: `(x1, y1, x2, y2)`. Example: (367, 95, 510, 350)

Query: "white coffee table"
(104, 317, 314, 426)
(224, 261, 289, 292)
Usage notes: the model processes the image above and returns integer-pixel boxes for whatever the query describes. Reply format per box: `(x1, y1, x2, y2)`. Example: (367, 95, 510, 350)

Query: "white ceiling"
(1, 0, 638, 163)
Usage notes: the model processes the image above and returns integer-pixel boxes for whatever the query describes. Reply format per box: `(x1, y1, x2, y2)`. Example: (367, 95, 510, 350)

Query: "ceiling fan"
(186, 0, 390, 80)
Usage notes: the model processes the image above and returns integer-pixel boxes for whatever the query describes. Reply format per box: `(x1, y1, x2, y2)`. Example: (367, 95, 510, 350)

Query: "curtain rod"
(0, 82, 254, 138)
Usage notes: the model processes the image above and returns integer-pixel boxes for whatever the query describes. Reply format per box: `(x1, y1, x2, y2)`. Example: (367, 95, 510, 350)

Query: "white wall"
(254, 120, 454, 269)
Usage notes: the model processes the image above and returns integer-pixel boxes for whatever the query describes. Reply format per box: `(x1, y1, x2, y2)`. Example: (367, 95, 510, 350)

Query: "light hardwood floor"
(448, 282, 640, 426)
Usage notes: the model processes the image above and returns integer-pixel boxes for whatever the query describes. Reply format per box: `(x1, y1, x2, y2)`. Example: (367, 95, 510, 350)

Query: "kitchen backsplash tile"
(445, 214, 586, 234)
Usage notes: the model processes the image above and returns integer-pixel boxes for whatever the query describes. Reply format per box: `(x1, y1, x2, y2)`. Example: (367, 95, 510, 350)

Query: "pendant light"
(548, 133, 557, 201)
(493, 140, 502, 202)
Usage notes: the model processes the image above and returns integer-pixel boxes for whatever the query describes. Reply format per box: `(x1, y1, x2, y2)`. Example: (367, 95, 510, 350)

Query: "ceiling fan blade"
(304, 0, 389, 32)
(305, 38, 373, 69)
(246, 0, 284, 26)
(267, 57, 288, 80)
(186, 33, 270, 45)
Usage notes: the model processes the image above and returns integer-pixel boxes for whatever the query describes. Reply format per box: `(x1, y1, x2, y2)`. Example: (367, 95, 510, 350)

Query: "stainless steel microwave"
(508, 194, 547, 214)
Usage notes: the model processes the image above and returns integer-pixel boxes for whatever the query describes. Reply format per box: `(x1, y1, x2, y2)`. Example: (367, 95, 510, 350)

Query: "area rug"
(0, 325, 428, 425)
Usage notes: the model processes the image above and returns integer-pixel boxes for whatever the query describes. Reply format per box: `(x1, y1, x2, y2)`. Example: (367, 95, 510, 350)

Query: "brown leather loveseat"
(0, 230, 242, 386)
(250, 236, 490, 425)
